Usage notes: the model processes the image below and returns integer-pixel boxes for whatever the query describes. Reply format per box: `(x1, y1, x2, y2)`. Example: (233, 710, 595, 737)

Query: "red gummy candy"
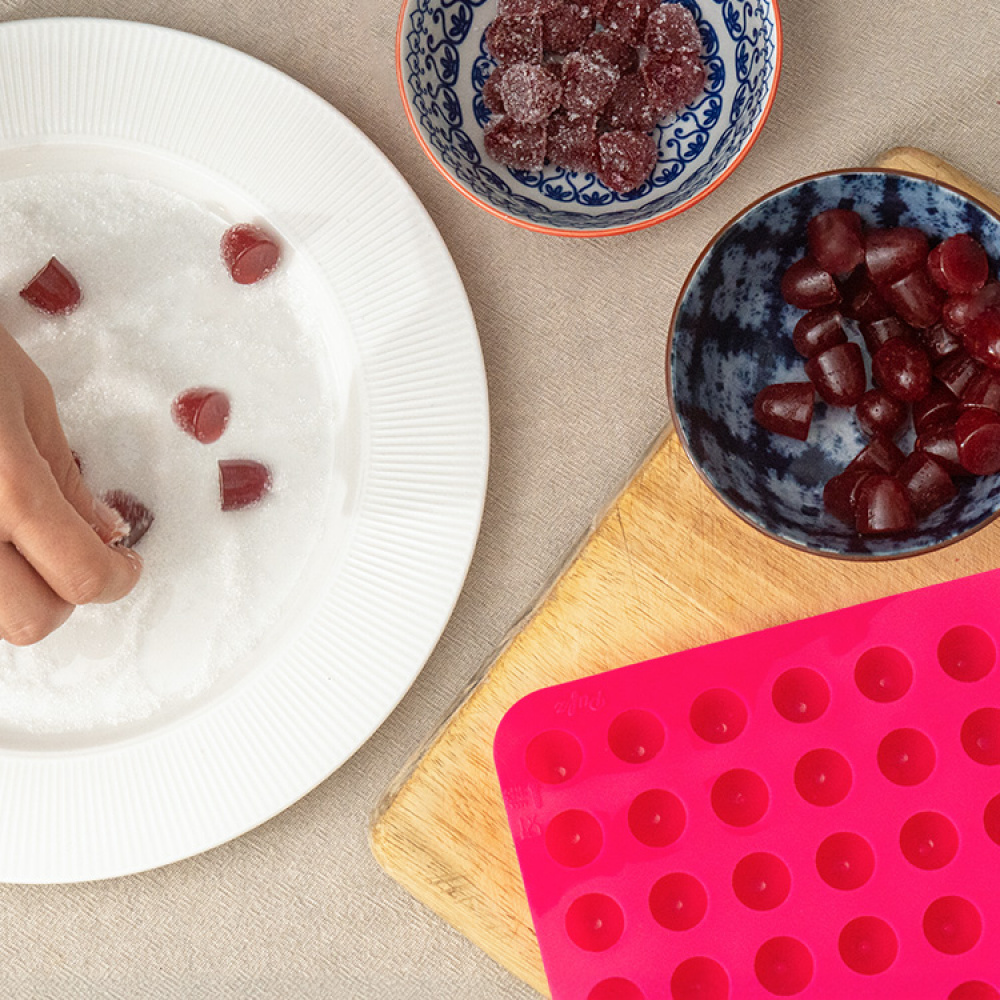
(823, 468, 873, 524)
(792, 307, 846, 358)
(855, 389, 907, 438)
(935, 350, 984, 399)
(542, 2, 594, 54)
(221, 225, 281, 285)
(896, 452, 957, 517)
(600, 73, 659, 131)
(20, 257, 82, 315)
(219, 460, 273, 512)
(172, 387, 231, 444)
(927, 234, 989, 295)
(102, 490, 154, 548)
(883, 267, 945, 328)
(498, 0, 560, 16)
(913, 384, 961, 435)
(642, 50, 706, 114)
(871, 337, 932, 402)
(753, 382, 814, 440)
(956, 409, 1000, 475)
(807, 209, 864, 276)
(485, 14, 543, 66)
(546, 113, 601, 173)
(963, 370, 1000, 413)
(963, 309, 1000, 369)
(581, 30, 638, 73)
(804, 342, 866, 406)
(838, 267, 891, 322)
(561, 51, 618, 116)
(602, 0, 658, 44)
(918, 322, 962, 363)
(859, 315, 911, 355)
(854, 474, 915, 535)
(597, 129, 657, 193)
(847, 434, 906, 476)
(500, 62, 562, 123)
(781, 258, 840, 310)
(864, 226, 929, 286)
(482, 67, 506, 114)
(942, 281, 1000, 335)
(915, 423, 965, 476)
(484, 115, 547, 170)
(644, 2, 701, 54)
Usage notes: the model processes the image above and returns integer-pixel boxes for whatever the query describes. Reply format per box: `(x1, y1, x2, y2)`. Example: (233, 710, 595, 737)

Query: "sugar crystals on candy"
(546, 112, 601, 172)
(560, 51, 619, 116)
(485, 15, 543, 66)
(500, 62, 562, 124)
(597, 128, 657, 193)
(484, 115, 548, 170)
(542, 2, 595, 55)
(644, 1, 702, 54)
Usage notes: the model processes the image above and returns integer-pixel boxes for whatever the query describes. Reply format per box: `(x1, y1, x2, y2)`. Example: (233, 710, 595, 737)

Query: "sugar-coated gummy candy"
(102, 490, 154, 548)
(792, 307, 846, 358)
(221, 224, 281, 285)
(484, 115, 548, 170)
(807, 209, 864, 276)
(219, 460, 272, 512)
(927, 233, 989, 295)
(642, 49, 705, 113)
(854, 474, 915, 535)
(560, 52, 618, 116)
(546, 113, 601, 172)
(500, 62, 562, 123)
(855, 388, 907, 438)
(542, 2, 595, 54)
(482, 68, 507, 114)
(752, 382, 814, 440)
(781, 258, 840, 310)
(864, 226, 929, 286)
(497, 0, 561, 18)
(600, 73, 659, 131)
(871, 337, 932, 402)
(581, 30, 639, 73)
(804, 341, 866, 406)
(602, 0, 657, 44)
(172, 387, 231, 445)
(20, 257, 82, 315)
(486, 14, 543, 66)
(884, 266, 945, 328)
(597, 129, 657, 193)
(896, 451, 957, 517)
(644, 2, 700, 54)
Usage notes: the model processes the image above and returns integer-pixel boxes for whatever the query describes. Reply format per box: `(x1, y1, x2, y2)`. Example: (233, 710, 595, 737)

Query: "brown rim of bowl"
(394, 0, 783, 238)
(664, 165, 1000, 561)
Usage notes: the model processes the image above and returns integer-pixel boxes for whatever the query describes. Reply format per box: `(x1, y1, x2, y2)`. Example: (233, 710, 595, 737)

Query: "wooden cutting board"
(369, 147, 1000, 995)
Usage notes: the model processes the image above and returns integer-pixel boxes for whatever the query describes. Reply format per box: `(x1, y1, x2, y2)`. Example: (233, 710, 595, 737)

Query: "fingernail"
(120, 547, 143, 572)
(94, 500, 127, 543)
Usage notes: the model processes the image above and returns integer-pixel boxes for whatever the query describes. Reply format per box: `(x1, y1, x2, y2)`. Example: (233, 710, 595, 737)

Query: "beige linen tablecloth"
(0, 0, 995, 996)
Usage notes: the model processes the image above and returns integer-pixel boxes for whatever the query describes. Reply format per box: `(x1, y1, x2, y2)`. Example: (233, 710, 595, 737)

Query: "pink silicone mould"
(493, 570, 1000, 1000)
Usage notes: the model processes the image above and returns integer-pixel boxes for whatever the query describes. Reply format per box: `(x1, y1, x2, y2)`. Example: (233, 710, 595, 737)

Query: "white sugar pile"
(0, 172, 336, 735)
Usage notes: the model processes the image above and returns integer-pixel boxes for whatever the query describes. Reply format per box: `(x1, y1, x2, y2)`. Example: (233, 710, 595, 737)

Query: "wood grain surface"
(370, 147, 1000, 996)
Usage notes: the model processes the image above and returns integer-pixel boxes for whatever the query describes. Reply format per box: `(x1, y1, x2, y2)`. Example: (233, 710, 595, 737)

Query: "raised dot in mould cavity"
(588, 978, 646, 1000)
(877, 727, 936, 786)
(525, 730, 583, 784)
(984, 793, 1000, 846)
(754, 937, 814, 996)
(608, 709, 665, 764)
(838, 916, 899, 975)
(545, 809, 603, 868)
(771, 667, 830, 723)
(938, 624, 996, 682)
(949, 983, 1000, 1000)
(711, 769, 769, 827)
(794, 748, 853, 806)
(690, 688, 748, 744)
(961, 707, 1000, 765)
(670, 957, 729, 1000)
(649, 872, 708, 932)
(565, 893, 625, 952)
(900, 811, 959, 870)
(628, 788, 686, 848)
(732, 852, 791, 910)
(924, 896, 983, 955)
(855, 646, 913, 702)
(816, 832, 875, 890)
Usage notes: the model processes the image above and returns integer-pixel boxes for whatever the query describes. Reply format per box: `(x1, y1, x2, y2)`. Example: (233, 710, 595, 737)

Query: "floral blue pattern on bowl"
(398, 0, 781, 234)
(669, 170, 1000, 559)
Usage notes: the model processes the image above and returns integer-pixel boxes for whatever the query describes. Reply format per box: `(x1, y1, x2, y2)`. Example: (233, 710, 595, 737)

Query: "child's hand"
(0, 328, 142, 645)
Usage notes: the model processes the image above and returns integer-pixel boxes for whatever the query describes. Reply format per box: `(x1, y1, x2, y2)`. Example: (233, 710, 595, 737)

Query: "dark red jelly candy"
(864, 226, 929, 286)
(859, 315, 911, 355)
(497, 0, 560, 16)
(824, 468, 872, 524)
(597, 129, 657, 193)
(916, 423, 965, 476)
(219, 460, 273, 511)
(956, 409, 1000, 475)
(753, 382, 814, 440)
(927, 234, 989, 295)
(807, 209, 864, 276)
(642, 50, 706, 114)
(792, 307, 846, 358)
(935, 350, 984, 399)
(482, 67, 506, 114)
(602, 0, 657, 44)
(854, 474, 916, 536)
(542, 2, 594, 54)
(644, 2, 701, 54)
(964, 310, 1000, 369)
(896, 452, 957, 517)
(485, 14, 543, 66)
(221, 225, 281, 285)
(884, 267, 945, 328)
(913, 384, 961, 435)
(560, 52, 618, 116)
(600, 73, 659, 131)
(872, 337, 932, 402)
(855, 389, 907, 438)
(918, 322, 962, 363)
(838, 267, 890, 322)
(102, 490, 154, 548)
(546, 113, 600, 172)
(781, 258, 840, 310)
(943, 281, 1000, 335)
(963, 370, 1000, 413)
(172, 387, 231, 444)
(581, 30, 639, 73)
(804, 341, 865, 406)
(847, 434, 906, 476)
(500, 62, 561, 123)
(484, 115, 547, 170)
(20, 257, 82, 314)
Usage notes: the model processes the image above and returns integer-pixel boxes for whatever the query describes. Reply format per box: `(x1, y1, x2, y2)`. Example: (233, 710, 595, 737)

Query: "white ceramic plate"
(0, 18, 489, 882)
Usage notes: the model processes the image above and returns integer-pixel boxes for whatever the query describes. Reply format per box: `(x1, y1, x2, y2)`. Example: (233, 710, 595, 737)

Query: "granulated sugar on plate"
(0, 172, 338, 735)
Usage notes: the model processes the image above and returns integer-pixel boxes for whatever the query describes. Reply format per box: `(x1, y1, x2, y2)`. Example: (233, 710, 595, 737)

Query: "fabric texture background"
(0, 0, 995, 996)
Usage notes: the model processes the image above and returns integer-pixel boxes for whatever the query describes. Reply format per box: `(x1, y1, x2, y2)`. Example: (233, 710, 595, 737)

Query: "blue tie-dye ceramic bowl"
(396, 0, 781, 236)
(668, 169, 1000, 559)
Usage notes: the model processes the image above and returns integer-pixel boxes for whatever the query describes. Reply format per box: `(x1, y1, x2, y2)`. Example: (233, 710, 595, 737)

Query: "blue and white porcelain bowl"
(668, 169, 1000, 559)
(396, 0, 782, 236)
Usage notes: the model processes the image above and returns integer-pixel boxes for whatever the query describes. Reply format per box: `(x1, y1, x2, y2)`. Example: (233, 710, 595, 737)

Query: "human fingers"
(0, 541, 73, 645)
